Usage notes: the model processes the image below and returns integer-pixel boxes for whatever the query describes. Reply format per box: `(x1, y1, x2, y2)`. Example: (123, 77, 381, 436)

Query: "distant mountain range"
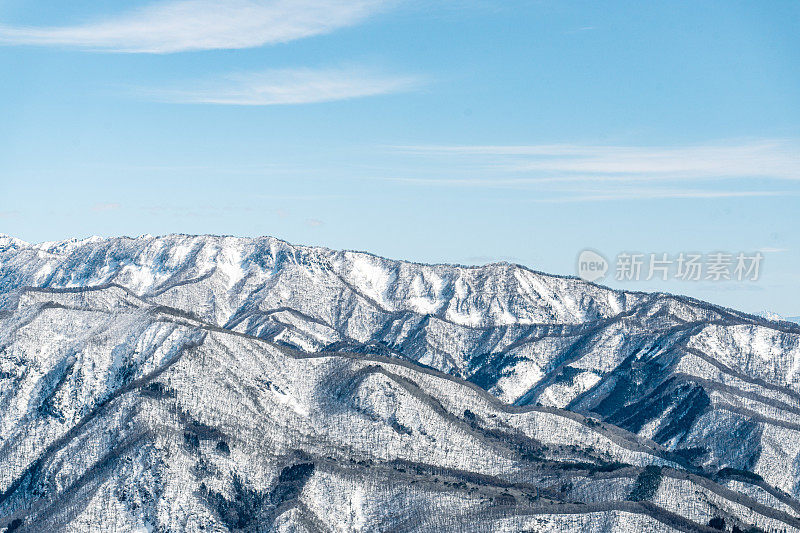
(1, 234, 799, 532)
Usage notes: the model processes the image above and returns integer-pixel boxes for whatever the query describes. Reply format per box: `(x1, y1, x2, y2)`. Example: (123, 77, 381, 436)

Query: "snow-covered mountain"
(1, 234, 799, 532)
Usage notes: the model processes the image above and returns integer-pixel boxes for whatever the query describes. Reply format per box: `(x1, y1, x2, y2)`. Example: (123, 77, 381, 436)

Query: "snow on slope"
(1, 234, 799, 532)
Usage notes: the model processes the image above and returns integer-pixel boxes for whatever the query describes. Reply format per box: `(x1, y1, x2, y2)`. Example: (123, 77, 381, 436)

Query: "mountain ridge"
(1, 234, 799, 532)
(3, 232, 792, 330)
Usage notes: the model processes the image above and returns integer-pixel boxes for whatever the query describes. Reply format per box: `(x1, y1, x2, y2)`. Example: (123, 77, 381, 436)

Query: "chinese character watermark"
(576, 250, 763, 283)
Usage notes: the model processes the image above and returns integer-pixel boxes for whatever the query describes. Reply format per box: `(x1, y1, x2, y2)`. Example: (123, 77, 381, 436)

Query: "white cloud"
(92, 202, 121, 212)
(0, 0, 389, 53)
(145, 67, 420, 105)
(383, 175, 789, 202)
(528, 189, 787, 203)
(382, 140, 800, 202)
(394, 140, 800, 182)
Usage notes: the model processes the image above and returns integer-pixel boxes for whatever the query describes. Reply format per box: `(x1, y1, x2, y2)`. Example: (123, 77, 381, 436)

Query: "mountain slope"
(1, 234, 799, 531)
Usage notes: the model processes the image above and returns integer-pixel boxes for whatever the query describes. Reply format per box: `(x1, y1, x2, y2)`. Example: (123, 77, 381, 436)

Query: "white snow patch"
(271, 386, 309, 417)
(407, 273, 439, 314)
(489, 297, 517, 325)
(347, 255, 396, 309)
(166, 242, 194, 267)
(34, 263, 54, 284)
(216, 246, 246, 288)
(349, 486, 367, 531)
(493, 359, 544, 403)
(454, 277, 469, 300)
(122, 264, 156, 292)
(0, 234, 28, 248)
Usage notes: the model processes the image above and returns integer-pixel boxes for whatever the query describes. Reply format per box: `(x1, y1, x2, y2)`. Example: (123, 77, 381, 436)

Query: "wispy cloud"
(0, 0, 389, 53)
(393, 140, 800, 182)
(382, 140, 800, 202)
(382, 175, 789, 202)
(528, 189, 788, 203)
(144, 67, 420, 105)
(306, 218, 325, 227)
(255, 193, 350, 200)
(92, 202, 121, 212)
(565, 26, 595, 34)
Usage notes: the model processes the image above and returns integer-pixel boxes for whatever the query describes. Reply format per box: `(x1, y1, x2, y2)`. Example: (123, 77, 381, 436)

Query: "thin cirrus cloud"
(393, 140, 800, 182)
(528, 188, 787, 203)
(0, 0, 390, 53)
(143, 67, 421, 105)
(91, 202, 122, 212)
(384, 177, 789, 202)
(383, 140, 800, 202)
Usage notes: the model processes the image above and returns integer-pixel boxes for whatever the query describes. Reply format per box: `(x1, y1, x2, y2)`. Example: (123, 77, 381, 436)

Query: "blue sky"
(0, 0, 798, 315)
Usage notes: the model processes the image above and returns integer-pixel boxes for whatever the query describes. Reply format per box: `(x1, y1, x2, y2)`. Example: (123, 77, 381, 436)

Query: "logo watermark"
(576, 250, 763, 283)
(577, 249, 609, 282)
